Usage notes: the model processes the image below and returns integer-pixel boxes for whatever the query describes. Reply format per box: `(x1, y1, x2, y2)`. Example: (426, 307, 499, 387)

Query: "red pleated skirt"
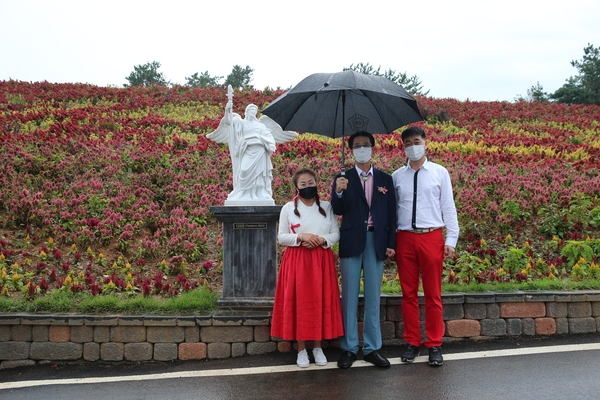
(271, 245, 344, 341)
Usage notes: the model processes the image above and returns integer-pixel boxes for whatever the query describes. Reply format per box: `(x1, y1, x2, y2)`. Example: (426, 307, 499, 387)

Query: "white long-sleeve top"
(392, 159, 459, 248)
(278, 200, 340, 248)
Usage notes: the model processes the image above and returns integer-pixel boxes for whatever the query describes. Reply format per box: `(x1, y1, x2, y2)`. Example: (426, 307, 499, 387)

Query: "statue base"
(224, 199, 275, 206)
(210, 205, 282, 310)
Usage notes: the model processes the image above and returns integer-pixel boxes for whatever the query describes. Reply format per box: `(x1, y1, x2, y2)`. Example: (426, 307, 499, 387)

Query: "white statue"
(207, 85, 297, 206)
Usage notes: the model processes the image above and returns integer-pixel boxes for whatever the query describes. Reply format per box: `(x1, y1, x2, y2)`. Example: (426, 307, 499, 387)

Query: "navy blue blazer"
(330, 167, 397, 260)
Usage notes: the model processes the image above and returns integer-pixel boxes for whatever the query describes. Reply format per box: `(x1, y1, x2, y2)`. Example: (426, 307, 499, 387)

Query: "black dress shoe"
(428, 346, 443, 366)
(363, 350, 390, 368)
(337, 351, 357, 369)
(400, 344, 420, 363)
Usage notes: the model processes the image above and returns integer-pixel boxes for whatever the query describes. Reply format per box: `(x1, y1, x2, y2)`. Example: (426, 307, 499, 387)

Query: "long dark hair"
(292, 168, 326, 218)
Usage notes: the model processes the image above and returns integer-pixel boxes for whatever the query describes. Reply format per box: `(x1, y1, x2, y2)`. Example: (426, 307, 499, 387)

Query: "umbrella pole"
(341, 90, 346, 176)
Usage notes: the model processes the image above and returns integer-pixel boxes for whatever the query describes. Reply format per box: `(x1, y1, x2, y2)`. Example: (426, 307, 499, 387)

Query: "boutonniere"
(377, 186, 388, 194)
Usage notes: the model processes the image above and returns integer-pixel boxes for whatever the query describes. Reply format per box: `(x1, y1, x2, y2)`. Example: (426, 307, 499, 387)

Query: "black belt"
(367, 226, 375, 231)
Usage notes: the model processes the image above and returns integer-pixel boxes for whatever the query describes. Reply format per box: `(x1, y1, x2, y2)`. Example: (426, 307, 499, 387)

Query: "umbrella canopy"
(262, 70, 423, 170)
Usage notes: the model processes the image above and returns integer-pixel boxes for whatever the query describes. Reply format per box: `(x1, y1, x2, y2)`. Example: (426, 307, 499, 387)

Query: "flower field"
(1, 80, 600, 303)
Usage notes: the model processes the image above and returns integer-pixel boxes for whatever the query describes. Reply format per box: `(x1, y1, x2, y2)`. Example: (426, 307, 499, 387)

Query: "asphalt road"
(2, 334, 600, 400)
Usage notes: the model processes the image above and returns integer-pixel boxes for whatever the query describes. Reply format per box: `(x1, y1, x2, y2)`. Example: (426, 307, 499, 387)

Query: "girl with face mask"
(271, 168, 343, 368)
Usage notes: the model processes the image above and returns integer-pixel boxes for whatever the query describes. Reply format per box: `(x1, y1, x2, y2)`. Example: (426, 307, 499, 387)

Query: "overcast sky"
(1, 0, 599, 101)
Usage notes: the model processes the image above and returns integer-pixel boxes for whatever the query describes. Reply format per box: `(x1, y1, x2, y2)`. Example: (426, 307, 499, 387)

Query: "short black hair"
(347, 131, 375, 149)
(401, 126, 426, 142)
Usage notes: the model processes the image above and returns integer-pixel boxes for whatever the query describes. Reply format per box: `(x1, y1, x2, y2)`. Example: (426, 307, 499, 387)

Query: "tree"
(344, 62, 430, 96)
(224, 65, 254, 89)
(515, 82, 549, 102)
(124, 61, 170, 87)
(185, 71, 223, 88)
(551, 43, 600, 105)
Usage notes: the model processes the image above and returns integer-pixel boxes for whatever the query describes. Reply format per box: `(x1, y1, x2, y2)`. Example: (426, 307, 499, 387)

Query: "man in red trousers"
(392, 126, 459, 366)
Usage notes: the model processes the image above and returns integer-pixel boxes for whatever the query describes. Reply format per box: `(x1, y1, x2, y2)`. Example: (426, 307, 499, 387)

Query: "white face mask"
(352, 147, 372, 164)
(405, 145, 425, 161)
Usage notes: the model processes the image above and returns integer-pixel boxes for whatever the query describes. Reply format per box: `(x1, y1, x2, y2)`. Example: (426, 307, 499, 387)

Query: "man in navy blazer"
(331, 131, 397, 369)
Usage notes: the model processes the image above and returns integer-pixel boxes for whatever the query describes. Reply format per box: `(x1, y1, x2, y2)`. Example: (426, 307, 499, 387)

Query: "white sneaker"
(297, 349, 310, 368)
(312, 347, 328, 366)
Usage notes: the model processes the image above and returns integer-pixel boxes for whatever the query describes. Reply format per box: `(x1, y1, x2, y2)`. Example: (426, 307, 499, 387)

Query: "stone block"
(499, 302, 545, 318)
(506, 319, 522, 336)
(0, 360, 36, 369)
(524, 292, 555, 302)
(11, 325, 32, 342)
(117, 316, 144, 326)
(20, 314, 55, 325)
(185, 326, 200, 343)
(596, 317, 600, 332)
(207, 342, 231, 359)
(535, 318, 556, 335)
(201, 326, 253, 343)
(211, 312, 243, 326)
(522, 318, 535, 336)
(154, 343, 178, 361)
(556, 318, 569, 334)
(567, 302, 592, 318)
(0, 342, 30, 360)
(247, 341, 276, 355)
(70, 326, 93, 343)
(464, 303, 487, 320)
(176, 316, 197, 326)
(100, 342, 124, 361)
(110, 326, 146, 343)
(147, 326, 185, 343)
(569, 317, 596, 334)
(179, 342, 207, 360)
(144, 316, 177, 326)
(66, 315, 85, 326)
(94, 326, 110, 343)
(196, 314, 213, 326)
(445, 320, 481, 338)
(442, 293, 465, 304)
(231, 342, 246, 358)
(83, 342, 100, 361)
(495, 292, 525, 302)
(277, 341, 292, 352)
(554, 293, 571, 302)
(546, 302, 568, 318)
(124, 343, 153, 361)
(30, 342, 82, 360)
(85, 316, 118, 326)
(386, 305, 402, 322)
(443, 304, 464, 320)
(253, 325, 271, 342)
(48, 326, 70, 342)
(0, 326, 10, 341)
(464, 293, 495, 303)
(381, 321, 395, 340)
(480, 319, 507, 336)
(32, 325, 49, 342)
(486, 303, 500, 319)
(0, 316, 21, 325)
(395, 322, 405, 338)
(592, 302, 600, 317)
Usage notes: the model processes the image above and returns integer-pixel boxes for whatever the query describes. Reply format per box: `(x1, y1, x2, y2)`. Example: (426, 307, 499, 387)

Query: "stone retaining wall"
(2, 291, 600, 369)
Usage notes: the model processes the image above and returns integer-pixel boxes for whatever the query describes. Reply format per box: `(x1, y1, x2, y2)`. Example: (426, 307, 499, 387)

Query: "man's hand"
(444, 245, 455, 259)
(386, 248, 395, 259)
(335, 176, 348, 193)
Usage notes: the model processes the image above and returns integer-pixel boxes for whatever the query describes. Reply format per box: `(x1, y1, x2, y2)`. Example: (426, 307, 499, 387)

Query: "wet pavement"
(2, 334, 600, 399)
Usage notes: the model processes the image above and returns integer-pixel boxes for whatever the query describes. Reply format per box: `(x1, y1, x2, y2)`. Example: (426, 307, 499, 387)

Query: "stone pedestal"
(210, 206, 281, 310)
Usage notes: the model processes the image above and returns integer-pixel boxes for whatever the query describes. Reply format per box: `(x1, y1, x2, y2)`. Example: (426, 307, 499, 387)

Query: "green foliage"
(551, 43, 600, 105)
(224, 65, 254, 89)
(125, 61, 171, 87)
(185, 71, 223, 88)
(344, 62, 429, 96)
(516, 82, 550, 102)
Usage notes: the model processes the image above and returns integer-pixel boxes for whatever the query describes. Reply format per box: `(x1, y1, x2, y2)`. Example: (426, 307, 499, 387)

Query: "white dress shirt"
(392, 159, 459, 248)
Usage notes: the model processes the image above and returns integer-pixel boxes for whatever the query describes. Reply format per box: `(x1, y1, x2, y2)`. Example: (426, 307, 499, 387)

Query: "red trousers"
(395, 229, 445, 348)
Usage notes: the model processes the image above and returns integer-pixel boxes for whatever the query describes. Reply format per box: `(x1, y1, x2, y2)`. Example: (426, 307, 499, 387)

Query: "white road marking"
(2, 342, 600, 390)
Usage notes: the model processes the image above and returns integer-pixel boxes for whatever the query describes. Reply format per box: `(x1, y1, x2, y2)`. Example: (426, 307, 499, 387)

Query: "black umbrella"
(262, 70, 423, 172)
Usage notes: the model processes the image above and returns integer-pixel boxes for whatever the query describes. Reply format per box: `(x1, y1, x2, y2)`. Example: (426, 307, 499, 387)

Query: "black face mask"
(298, 186, 318, 200)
